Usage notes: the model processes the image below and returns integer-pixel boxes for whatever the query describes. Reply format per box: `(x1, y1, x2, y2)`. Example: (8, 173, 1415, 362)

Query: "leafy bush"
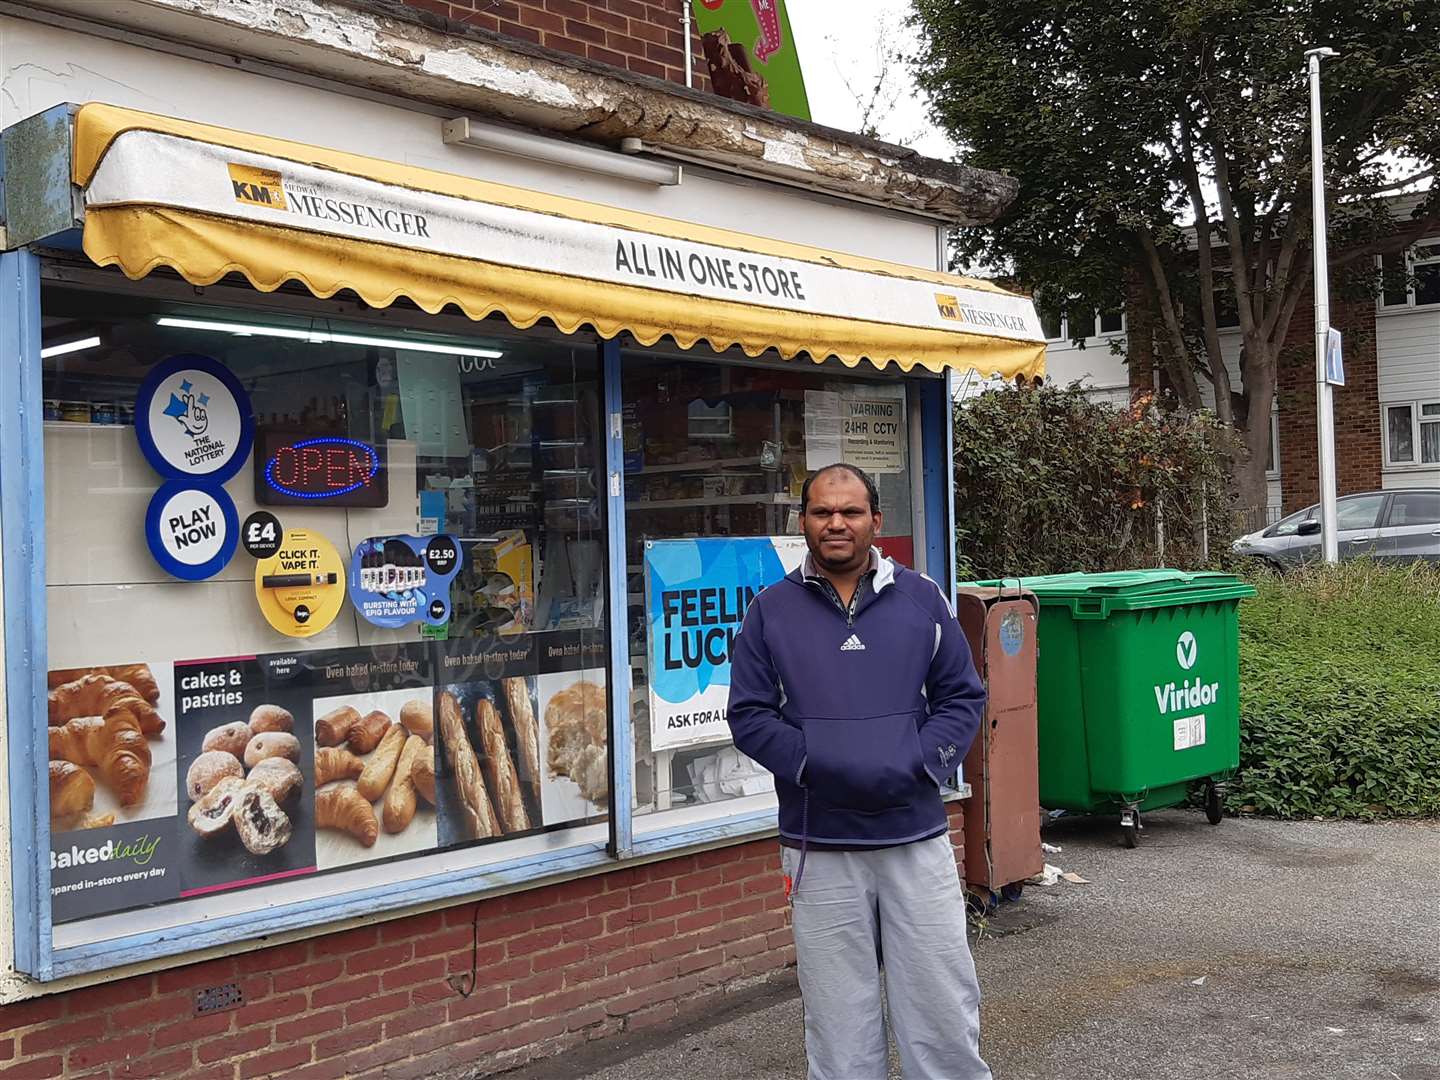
(1232, 561, 1440, 819)
(953, 384, 1237, 579)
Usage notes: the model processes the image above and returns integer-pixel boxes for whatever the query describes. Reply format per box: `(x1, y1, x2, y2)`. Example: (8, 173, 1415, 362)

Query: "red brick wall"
(0, 813, 968, 1080)
(399, 0, 713, 91)
(1276, 294, 1382, 511)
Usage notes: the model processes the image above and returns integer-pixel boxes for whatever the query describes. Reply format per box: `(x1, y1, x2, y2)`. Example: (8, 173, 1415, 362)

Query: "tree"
(910, 0, 1440, 510)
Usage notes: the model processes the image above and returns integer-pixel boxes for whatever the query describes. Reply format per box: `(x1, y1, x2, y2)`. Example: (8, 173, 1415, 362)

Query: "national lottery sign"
(644, 536, 806, 752)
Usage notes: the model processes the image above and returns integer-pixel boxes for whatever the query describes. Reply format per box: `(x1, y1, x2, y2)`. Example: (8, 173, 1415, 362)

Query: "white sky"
(786, 0, 957, 160)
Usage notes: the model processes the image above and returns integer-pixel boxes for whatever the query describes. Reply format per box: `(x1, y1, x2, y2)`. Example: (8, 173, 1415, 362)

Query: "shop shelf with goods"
(445, 374, 604, 640)
(620, 361, 802, 815)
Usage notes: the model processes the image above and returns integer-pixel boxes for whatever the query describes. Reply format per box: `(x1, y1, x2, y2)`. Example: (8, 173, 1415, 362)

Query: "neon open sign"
(254, 431, 389, 508)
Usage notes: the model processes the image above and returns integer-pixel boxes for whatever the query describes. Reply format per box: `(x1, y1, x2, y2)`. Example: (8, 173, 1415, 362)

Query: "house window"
(1037, 298, 1063, 341)
(1213, 267, 1240, 328)
(1384, 401, 1440, 467)
(1376, 241, 1440, 310)
(1416, 242, 1440, 306)
(1036, 296, 1123, 342)
(1265, 411, 1280, 478)
(1380, 250, 1410, 308)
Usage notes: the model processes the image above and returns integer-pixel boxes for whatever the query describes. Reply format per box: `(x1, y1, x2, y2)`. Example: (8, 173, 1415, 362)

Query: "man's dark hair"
(801, 463, 881, 515)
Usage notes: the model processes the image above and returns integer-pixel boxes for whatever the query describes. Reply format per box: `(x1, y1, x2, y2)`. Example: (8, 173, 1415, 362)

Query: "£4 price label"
(241, 511, 283, 559)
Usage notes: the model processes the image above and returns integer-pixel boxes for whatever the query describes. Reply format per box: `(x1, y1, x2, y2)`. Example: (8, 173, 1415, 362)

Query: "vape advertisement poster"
(644, 536, 806, 752)
(350, 534, 462, 629)
(48, 660, 181, 924)
(433, 630, 608, 846)
(253, 528, 347, 638)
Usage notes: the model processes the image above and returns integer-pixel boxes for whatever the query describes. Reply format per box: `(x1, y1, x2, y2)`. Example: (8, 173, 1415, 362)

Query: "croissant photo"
(46, 662, 175, 833)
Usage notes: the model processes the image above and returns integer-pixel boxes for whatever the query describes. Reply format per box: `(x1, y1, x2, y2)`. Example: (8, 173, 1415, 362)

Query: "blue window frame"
(3, 254, 957, 982)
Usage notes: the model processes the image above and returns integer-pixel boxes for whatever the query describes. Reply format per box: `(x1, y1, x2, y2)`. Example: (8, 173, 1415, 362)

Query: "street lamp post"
(1307, 46, 1340, 564)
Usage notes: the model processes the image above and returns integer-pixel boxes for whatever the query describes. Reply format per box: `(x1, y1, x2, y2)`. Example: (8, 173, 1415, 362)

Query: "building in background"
(999, 197, 1440, 524)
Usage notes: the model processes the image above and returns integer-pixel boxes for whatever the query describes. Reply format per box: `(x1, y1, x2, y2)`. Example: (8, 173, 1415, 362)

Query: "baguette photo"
(476, 697, 530, 834)
(439, 690, 500, 842)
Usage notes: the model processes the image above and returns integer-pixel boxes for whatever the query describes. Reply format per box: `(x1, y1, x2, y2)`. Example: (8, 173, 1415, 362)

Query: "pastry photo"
(309, 686, 438, 870)
(172, 665, 317, 896)
(46, 661, 177, 834)
(536, 670, 609, 825)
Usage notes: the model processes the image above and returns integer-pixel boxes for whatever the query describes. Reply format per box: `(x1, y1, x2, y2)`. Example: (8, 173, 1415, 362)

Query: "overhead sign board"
(692, 0, 811, 120)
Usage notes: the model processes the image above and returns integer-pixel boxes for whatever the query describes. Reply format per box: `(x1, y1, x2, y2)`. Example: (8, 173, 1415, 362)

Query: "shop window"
(619, 352, 916, 822)
(39, 282, 607, 940)
(1384, 401, 1440, 467)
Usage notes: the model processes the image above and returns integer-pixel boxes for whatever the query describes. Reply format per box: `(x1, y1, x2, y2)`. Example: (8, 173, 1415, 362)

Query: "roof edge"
(14, 0, 1017, 225)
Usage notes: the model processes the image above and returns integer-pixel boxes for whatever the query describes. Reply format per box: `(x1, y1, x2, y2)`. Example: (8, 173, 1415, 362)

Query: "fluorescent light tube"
(443, 116, 681, 187)
(40, 336, 102, 359)
(155, 318, 504, 359)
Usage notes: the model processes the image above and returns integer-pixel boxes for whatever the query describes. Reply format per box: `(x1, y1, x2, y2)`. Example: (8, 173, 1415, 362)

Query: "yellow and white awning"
(74, 103, 1044, 378)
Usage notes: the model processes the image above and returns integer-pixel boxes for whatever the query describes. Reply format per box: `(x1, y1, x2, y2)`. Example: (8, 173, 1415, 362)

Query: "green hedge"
(1232, 561, 1440, 819)
(953, 384, 1236, 579)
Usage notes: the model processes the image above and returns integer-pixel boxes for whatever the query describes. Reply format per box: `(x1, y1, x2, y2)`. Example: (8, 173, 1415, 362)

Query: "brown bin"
(955, 586, 1044, 901)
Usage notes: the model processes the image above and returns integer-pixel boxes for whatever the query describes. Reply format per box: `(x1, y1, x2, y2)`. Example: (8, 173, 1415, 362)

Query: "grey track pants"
(782, 834, 992, 1080)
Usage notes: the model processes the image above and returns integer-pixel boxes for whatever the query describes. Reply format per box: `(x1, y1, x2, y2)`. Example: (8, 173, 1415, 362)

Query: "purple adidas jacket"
(726, 551, 986, 849)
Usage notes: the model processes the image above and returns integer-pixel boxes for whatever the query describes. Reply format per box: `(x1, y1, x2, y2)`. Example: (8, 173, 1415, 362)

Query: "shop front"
(1, 99, 1041, 997)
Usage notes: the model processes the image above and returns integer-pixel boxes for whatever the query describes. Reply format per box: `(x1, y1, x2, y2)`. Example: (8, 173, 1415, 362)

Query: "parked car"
(1232, 489, 1440, 570)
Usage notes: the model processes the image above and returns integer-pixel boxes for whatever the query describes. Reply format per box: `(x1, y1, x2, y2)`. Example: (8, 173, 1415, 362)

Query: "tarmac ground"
(511, 809, 1440, 1080)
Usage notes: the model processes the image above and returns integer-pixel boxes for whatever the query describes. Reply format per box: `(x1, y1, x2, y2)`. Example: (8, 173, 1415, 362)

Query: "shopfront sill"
(45, 840, 613, 980)
(630, 806, 778, 858)
(42, 809, 781, 981)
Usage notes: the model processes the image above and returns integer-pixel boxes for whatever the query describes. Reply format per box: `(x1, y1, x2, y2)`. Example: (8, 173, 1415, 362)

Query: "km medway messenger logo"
(1176, 631, 1198, 670)
(228, 163, 288, 209)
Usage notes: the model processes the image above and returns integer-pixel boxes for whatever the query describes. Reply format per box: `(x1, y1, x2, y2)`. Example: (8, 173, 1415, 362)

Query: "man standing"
(727, 463, 990, 1080)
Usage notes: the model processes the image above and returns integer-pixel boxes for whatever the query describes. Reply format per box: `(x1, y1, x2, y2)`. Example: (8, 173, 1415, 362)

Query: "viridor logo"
(1155, 678, 1219, 714)
(1176, 631, 1198, 670)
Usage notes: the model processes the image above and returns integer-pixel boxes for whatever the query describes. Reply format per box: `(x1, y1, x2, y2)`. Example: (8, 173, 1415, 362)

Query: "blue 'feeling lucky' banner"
(644, 536, 806, 751)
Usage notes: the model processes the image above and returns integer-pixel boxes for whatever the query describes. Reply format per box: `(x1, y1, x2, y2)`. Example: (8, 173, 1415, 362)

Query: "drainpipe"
(682, 0, 694, 87)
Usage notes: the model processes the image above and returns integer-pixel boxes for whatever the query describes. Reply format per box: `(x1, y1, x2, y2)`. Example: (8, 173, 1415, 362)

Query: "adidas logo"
(840, 634, 866, 651)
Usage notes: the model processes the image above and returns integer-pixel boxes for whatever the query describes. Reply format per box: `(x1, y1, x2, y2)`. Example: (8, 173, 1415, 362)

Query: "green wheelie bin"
(970, 570, 1256, 847)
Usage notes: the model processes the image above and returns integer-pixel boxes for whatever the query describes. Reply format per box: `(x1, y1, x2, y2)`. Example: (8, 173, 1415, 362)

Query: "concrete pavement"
(515, 810, 1440, 1080)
